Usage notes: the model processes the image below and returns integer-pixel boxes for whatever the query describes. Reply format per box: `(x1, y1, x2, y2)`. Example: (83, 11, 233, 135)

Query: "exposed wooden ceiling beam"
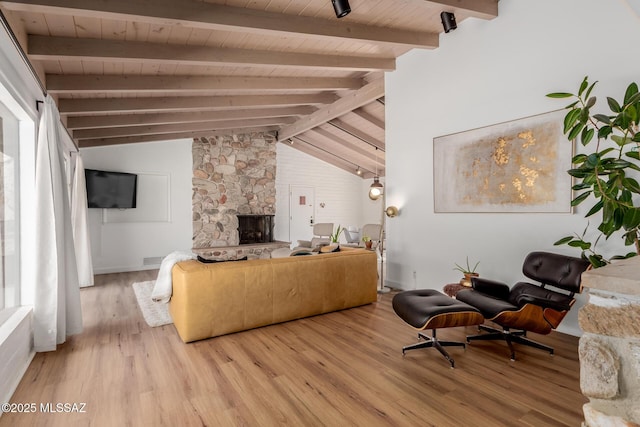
(78, 128, 279, 148)
(73, 117, 296, 140)
(420, 0, 499, 20)
(46, 74, 362, 94)
(1, 0, 439, 49)
(352, 109, 385, 131)
(58, 94, 337, 115)
(28, 35, 395, 72)
(301, 130, 380, 173)
(287, 138, 370, 178)
(277, 78, 384, 142)
(327, 119, 385, 151)
(66, 106, 315, 130)
(307, 128, 382, 165)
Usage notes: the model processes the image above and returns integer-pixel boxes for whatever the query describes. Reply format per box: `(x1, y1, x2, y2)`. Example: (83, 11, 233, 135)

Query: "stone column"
(192, 132, 277, 249)
(578, 257, 640, 426)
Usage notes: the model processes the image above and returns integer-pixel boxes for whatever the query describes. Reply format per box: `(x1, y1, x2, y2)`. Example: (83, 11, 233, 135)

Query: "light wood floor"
(1, 271, 586, 426)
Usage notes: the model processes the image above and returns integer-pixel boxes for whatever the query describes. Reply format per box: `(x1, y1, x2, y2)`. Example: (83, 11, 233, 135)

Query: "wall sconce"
(369, 177, 383, 200)
(440, 11, 457, 33)
(385, 206, 399, 218)
(332, 0, 351, 18)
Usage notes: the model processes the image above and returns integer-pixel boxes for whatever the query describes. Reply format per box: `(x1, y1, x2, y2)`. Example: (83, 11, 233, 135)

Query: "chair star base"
(466, 324, 554, 361)
(402, 330, 466, 368)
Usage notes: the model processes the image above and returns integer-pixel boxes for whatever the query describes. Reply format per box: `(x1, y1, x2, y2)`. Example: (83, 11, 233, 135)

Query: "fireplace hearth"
(238, 215, 275, 244)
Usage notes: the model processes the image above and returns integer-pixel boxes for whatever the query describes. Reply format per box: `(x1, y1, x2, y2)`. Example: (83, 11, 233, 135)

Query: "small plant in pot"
(362, 235, 373, 249)
(454, 257, 480, 287)
(330, 225, 343, 244)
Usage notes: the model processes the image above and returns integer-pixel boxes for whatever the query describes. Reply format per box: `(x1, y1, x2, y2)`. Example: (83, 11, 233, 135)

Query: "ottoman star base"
(392, 289, 485, 368)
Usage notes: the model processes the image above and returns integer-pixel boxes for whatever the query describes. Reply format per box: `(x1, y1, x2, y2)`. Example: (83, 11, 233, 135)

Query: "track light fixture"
(356, 166, 363, 176)
(332, 0, 351, 18)
(440, 11, 457, 33)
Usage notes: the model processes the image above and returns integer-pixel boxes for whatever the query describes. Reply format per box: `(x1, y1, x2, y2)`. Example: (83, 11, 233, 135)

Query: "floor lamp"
(378, 205, 389, 294)
(368, 150, 390, 293)
(376, 190, 390, 294)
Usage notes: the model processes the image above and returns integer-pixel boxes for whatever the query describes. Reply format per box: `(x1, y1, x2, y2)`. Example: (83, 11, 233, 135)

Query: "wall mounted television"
(85, 169, 138, 209)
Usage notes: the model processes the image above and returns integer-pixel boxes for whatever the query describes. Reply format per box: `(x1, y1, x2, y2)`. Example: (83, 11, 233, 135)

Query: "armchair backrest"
(522, 251, 590, 293)
(343, 228, 360, 243)
(312, 223, 334, 237)
(308, 223, 333, 248)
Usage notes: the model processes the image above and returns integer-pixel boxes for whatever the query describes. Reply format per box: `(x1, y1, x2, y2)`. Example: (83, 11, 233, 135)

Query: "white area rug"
(132, 281, 173, 327)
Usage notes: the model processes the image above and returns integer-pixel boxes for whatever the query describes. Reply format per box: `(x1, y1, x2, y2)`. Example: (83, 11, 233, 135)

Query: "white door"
(290, 185, 314, 246)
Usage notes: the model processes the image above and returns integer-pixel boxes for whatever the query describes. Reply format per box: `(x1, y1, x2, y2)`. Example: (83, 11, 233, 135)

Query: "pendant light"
(369, 148, 383, 200)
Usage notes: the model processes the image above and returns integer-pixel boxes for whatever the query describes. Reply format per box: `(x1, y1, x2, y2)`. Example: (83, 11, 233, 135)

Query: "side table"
(443, 283, 471, 298)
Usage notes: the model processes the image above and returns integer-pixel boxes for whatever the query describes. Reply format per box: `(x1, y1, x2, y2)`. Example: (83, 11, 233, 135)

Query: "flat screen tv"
(85, 169, 138, 209)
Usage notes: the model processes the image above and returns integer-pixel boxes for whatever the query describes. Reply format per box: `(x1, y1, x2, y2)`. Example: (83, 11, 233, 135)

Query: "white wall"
(275, 143, 379, 246)
(81, 140, 193, 274)
(385, 0, 640, 336)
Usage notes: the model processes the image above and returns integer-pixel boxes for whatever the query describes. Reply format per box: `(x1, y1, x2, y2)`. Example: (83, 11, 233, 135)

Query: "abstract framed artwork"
(433, 110, 572, 213)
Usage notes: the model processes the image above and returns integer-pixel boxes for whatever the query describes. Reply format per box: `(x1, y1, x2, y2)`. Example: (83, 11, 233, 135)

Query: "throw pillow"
(197, 255, 248, 263)
(319, 244, 340, 253)
(289, 248, 313, 256)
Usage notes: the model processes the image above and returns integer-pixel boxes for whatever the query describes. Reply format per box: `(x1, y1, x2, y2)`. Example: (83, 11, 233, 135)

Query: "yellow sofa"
(169, 249, 378, 342)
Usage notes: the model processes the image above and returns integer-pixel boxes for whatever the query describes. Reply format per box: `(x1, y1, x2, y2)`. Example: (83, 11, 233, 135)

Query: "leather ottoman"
(392, 289, 484, 367)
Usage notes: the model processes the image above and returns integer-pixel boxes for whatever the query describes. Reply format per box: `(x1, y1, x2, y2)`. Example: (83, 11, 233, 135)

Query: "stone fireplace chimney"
(578, 257, 640, 426)
(192, 132, 277, 249)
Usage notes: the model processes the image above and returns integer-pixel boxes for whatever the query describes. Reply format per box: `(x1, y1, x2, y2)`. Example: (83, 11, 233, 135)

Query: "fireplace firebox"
(237, 215, 275, 244)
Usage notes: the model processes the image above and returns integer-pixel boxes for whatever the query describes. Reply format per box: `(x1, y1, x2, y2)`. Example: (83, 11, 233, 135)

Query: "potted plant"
(362, 235, 373, 249)
(330, 225, 343, 244)
(547, 77, 640, 267)
(454, 257, 480, 287)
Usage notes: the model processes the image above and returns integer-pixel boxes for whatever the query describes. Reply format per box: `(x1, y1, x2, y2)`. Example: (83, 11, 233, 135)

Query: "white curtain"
(34, 95, 83, 352)
(71, 154, 94, 287)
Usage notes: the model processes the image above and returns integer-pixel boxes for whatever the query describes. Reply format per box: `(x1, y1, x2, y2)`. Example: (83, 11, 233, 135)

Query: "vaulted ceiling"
(0, 0, 498, 178)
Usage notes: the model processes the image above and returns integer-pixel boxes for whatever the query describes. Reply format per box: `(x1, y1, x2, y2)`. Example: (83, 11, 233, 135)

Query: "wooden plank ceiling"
(0, 0, 498, 178)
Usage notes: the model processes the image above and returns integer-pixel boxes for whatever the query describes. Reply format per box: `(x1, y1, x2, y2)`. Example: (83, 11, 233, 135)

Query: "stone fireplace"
(191, 132, 287, 259)
(578, 257, 640, 426)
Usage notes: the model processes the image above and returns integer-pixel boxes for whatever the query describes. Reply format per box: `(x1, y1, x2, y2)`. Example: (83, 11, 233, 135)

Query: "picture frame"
(433, 110, 572, 213)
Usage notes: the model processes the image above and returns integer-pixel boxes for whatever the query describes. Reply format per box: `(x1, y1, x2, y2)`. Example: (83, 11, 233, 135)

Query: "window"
(0, 99, 20, 313)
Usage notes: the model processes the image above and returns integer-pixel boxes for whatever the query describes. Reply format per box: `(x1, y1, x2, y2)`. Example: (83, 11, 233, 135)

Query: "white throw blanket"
(151, 250, 196, 303)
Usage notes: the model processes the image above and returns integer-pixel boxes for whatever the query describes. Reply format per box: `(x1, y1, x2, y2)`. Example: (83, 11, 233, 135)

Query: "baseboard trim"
(383, 279, 406, 290)
(93, 264, 160, 275)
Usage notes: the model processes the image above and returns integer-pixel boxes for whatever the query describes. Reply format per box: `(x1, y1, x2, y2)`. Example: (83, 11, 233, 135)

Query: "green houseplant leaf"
(547, 77, 640, 267)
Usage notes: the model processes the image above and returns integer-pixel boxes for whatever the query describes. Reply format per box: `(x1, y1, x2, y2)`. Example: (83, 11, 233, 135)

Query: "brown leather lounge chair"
(456, 251, 590, 360)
